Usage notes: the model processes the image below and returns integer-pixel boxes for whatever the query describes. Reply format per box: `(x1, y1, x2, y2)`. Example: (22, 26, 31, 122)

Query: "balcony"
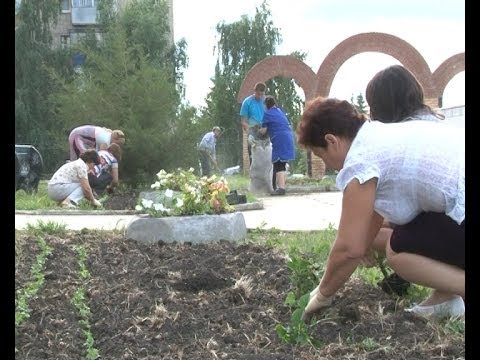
(71, 0, 98, 25)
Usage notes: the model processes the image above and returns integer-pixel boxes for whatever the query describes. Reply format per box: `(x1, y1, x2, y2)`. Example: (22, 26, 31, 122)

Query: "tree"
(51, 26, 180, 186)
(350, 93, 368, 114)
(205, 0, 305, 170)
(50, 0, 193, 187)
(15, 0, 75, 174)
(118, 0, 188, 93)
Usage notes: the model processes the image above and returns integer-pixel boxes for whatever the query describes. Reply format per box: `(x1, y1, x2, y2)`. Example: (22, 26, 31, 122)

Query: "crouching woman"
(297, 97, 464, 322)
(48, 149, 102, 208)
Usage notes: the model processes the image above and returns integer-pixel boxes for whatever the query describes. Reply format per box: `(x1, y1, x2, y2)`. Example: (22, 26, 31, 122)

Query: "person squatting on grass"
(298, 97, 464, 322)
(48, 149, 102, 208)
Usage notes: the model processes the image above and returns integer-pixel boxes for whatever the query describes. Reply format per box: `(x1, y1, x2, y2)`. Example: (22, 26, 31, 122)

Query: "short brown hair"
(297, 97, 367, 149)
(107, 143, 122, 161)
(264, 96, 276, 109)
(80, 149, 100, 165)
(254, 82, 266, 92)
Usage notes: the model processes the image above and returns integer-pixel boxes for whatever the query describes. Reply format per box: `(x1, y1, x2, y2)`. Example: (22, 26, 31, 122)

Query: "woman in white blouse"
(48, 149, 102, 208)
(297, 97, 464, 322)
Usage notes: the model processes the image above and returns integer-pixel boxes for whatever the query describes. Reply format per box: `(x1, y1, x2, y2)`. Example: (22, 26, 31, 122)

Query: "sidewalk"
(15, 192, 342, 232)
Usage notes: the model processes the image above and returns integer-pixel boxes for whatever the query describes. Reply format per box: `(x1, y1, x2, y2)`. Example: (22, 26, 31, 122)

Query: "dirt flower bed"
(103, 191, 140, 210)
(15, 229, 464, 359)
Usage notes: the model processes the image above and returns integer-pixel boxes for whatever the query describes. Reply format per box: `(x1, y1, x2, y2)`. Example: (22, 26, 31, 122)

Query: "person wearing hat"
(198, 126, 222, 177)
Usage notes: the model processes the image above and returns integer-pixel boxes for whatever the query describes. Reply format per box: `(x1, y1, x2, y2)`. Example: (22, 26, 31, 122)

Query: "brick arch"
(432, 53, 465, 98)
(237, 55, 317, 103)
(315, 32, 436, 98)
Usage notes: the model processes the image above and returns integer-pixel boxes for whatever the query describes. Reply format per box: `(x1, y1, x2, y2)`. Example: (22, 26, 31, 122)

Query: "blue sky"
(174, 0, 465, 109)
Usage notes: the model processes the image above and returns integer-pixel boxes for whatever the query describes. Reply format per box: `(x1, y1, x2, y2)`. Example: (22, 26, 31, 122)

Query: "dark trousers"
(88, 172, 113, 196)
(199, 150, 212, 177)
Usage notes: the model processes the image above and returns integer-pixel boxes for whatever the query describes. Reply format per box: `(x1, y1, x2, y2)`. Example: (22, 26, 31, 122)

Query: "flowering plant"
(136, 168, 234, 217)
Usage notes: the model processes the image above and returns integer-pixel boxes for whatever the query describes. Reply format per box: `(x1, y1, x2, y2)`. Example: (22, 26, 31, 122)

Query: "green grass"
(15, 180, 58, 210)
(15, 180, 109, 211)
(16, 174, 338, 211)
(224, 174, 250, 192)
(25, 220, 68, 237)
(248, 225, 336, 258)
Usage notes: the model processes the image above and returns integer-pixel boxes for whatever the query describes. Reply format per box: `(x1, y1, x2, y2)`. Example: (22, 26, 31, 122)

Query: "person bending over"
(257, 96, 295, 196)
(68, 124, 125, 161)
(198, 126, 222, 177)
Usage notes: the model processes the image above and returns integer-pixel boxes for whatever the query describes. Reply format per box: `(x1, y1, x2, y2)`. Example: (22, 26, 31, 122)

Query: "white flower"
(141, 199, 154, 208)
(135, 205, 143, 211)
(151, 181, 160, 189)
(175, 198, 184, 207)
(165, 189, 174, 198)
(188, 167, 194, 172)
(156, 169, 167, 178)
(153, 203, 169, 212)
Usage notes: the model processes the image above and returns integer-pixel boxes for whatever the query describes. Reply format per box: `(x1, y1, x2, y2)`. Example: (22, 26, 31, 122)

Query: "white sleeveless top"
(336, 120, 465, 225)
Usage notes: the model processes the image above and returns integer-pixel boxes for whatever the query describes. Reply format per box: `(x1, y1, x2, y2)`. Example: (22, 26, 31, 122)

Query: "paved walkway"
(15, 191, 342, 232)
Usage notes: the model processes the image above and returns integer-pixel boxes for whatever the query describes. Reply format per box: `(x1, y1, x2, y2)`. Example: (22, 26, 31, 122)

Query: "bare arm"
(241, 117, 249, 132)
(80, 177, 97, 203)
(111, 167, 119, 186)
(319, 178, 383, 297)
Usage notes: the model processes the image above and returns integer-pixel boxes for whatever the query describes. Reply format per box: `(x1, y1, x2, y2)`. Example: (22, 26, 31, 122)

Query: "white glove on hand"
(302, 285, 333, 323)
(92, 199, 102, 207)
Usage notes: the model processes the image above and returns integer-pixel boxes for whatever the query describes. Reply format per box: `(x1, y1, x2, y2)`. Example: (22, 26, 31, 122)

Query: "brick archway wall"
(315, 32, 436, 99)
(237, 32, 464, 178)
(432, 53, 465, 102)
(236, 55, 317, 102)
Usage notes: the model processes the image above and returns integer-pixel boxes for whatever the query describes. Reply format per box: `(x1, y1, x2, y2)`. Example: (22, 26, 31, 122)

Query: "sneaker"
(271, 188, 286, 196)
(405, 295, 464, 320)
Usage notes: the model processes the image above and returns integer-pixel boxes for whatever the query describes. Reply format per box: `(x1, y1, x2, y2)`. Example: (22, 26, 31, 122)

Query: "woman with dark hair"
(365, 64, 444, 123)
(48, 149, 102, 208)
(258, 96, 295, 195)
(297, 97, 464, 322)
(365, 64, 446, 292)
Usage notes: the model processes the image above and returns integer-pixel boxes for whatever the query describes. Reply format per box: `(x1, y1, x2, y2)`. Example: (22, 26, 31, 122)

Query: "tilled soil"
(103, 191, 140, 210)
(15, 230, 464, 360)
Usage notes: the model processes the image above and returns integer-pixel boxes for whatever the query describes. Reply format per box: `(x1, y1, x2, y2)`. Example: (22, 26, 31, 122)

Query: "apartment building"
(50, 0, 173, 50)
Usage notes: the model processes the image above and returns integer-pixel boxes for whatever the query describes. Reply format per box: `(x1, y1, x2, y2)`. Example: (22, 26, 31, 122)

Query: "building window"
(72, 0, 94, 8)
(61, 0, 70, 12)
(60, 35, 70, 48)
